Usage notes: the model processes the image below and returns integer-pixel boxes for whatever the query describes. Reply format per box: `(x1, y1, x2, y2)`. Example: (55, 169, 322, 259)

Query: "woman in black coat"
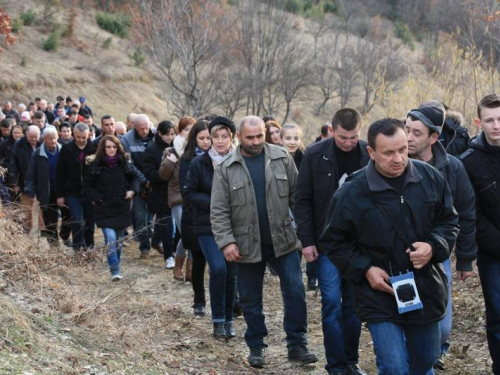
(142, 121, 176, 268)
(0, 124, 23, 204)
(84, 135, 145, 281)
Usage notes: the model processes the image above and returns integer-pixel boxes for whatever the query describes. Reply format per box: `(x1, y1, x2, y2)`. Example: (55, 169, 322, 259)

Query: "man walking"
(295, 108, 368, 375)
(211, 116, 318, 368)
(319, 118, 459, 374)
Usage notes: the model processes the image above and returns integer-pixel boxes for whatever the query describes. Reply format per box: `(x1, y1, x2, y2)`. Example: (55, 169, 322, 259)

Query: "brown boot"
(173, 255, 185, 281)
(185, 258, 193, 283)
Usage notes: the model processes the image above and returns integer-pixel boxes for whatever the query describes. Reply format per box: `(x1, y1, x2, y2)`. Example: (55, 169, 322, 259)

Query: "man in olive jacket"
(211, 116, 318, 369)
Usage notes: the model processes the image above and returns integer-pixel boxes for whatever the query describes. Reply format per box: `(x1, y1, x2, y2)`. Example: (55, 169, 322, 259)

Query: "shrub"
(323, 0, 338, 13)
(43, 28, 63, 51)
(129, 47, 146, 66)
(394, 21, 412, 45)
(20, 10, 37, 26)
(102, 36, 113, 49)
(11, 17, 23, 33)
(283, 0, 300, 13)
(96, 11, 131, 38)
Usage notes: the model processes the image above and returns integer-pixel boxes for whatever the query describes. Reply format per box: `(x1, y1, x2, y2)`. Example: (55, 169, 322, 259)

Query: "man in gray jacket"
(211, 116, 317, 368)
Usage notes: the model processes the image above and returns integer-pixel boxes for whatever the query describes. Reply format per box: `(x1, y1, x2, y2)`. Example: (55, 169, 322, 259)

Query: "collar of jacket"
(225, 143, 288, 166)
(366, 159, 422, 192)
(133, 128, 155, 141)
(430, 141, 450, 170)
(39, 142, 62, 158)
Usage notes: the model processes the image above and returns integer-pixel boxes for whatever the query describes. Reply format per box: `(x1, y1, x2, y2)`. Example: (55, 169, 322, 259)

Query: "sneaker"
(152, 243, 164, 254)
(193, 304, 206, 316)
(111, 274, 123, 282)
(307, 278, 317, 291)
(248, 347, 265, 368)
(347, 364, 368, 375)
(288, 346, 318, 364)
(224, 322, 236, 338)
(140, 251, 150, 259)
(213, 323, 227, 339)
(165, 256, 175, 269)
(434, 354, 445, 371)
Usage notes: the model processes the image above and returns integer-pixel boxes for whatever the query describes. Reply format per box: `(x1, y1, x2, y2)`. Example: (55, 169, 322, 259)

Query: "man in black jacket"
(295, 108, 368, 375)
(56, 123, 96, 251)
(319, 118, 459, 374)
(405, 106, 477, 368)
(461, 94, 500, 374)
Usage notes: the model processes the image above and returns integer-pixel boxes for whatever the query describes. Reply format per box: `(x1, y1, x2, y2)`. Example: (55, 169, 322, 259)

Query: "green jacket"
(211, 143, 300, 263)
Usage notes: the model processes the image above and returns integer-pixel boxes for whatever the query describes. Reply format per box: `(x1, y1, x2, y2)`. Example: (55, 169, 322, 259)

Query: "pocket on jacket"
(275, 174, 289, 197)
(283, 217, 297, 245)
(230, 181, 246, 206)
(234, 226, 250, 255)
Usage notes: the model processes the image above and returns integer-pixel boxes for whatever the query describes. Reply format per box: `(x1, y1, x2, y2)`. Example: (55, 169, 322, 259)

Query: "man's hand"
(366, 266, 394, 295)
(167, 153, 178, 163)
(407, 242, 433, 269)
(223, 243, 241, 262)
(144, 181, 150, 189)
(56, 197, 65, 207)
(456, 270, 474, 281)
(125, 190, 135, 199)
(302, 245, 318, 262)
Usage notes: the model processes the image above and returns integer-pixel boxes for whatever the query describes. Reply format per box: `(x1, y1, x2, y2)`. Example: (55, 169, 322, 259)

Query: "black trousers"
(41, 191, 71, 245)
(191, 250, 207, 306)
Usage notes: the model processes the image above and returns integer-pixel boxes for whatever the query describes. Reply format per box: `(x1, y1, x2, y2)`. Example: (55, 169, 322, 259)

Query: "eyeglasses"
(105, 145, 117, 149)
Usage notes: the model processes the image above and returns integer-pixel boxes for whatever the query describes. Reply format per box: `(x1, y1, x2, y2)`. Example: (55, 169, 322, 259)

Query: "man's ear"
(367, 145, 375, 160)
(474, 118, 482, 130)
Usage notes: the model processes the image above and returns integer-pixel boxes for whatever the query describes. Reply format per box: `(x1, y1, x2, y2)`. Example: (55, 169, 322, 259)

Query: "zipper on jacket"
(480, 181, 497, 193)
(400, 195, 404, 204)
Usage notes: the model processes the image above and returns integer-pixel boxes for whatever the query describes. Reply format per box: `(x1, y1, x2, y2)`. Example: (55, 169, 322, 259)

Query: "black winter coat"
(183, 152, 213, 237)
(439, 111, 470, 157)
(9, 137, 40, 191)
(295, 138, 370, 248)
(179, 157, 202, 252)
(461, 133, 500, 258)
(0, 136, 17, 184)
(318, 160, 459, 324)
(83, 155, 145, 229)
(56, 140, 96, 198)
(142, 138, 171, 214)
(430, 142, 477, 271)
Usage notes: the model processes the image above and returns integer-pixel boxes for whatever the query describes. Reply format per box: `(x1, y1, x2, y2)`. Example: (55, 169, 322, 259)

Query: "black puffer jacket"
(142, 136, 171, 214)
(183, 152, 213, 237)
(83, 155, 145, 229)
(439, 111, 470, 157)
(461, 133, 500, 258)
(179, 157, 202, 252)
(318, 160, 459, 324)
(9, 137, 40, 191)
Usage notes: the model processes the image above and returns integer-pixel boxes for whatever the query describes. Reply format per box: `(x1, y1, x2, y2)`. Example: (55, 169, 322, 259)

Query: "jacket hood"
(431, 141, 450, 170)
(446, 110, 464, 127)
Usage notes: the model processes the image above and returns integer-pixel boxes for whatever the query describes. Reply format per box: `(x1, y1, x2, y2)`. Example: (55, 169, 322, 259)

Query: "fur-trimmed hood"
(85, 153, 131, 165)
(446, 110, 464, 126)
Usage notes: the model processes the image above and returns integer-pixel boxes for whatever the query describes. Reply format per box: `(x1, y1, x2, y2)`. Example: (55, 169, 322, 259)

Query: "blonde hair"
(280, 123, 305, 152)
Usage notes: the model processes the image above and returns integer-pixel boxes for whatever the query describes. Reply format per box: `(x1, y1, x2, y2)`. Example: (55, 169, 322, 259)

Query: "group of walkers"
(1, 92, 499, 375)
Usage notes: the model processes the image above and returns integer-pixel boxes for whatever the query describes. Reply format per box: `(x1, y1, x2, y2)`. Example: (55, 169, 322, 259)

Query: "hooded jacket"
(461, 132, 500, 258)
(439, 111, 471, 157)
(318, 159, 459, 324)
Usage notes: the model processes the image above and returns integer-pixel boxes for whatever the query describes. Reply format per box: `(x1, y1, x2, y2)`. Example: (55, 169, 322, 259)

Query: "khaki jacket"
(211, 143, 300, 263)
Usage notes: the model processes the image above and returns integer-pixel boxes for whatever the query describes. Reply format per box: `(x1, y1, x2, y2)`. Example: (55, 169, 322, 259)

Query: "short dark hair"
(70, 111, 78, 116)
(101, 115, 113, 125)
(368, 118, 405, 150)
(332, 108, 363, 131)
(262, 115, 275, 123)
(478, 94, 500, 119)
(83, 114, 92, 120)
(1, 118, 15, 128)
(33, 111, 45, 120)
(320, 123, 330, 136)
(59, 122, 71, 131)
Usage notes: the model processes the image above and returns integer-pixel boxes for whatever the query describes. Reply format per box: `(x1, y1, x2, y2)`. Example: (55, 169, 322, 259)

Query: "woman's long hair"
(95, 135, 127, 164)
(265, 120, 281, 144)
(182, 120, 209, 161)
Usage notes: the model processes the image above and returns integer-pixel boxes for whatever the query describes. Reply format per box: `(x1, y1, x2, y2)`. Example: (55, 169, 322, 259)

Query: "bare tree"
(135, 0, 231, 117)
(305, 14, 332, 57)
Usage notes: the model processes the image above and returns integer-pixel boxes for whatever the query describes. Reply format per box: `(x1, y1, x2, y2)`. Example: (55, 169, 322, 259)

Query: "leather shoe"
(347, 364, 367, 375)
(248, 347, 265, 368)
(193, 304, 206, 316)
(213, 323, 227, 339)
(288, 346, 318, 364)
(224, 322, 236, 338)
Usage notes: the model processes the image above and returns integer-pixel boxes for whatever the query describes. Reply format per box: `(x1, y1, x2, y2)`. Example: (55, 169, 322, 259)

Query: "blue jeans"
(132, 195, 150, 252)
(439, 259, 452, 355)
(0, 176, 11, 206)
(66, 196, 95, 250)
(368, 321, 439, 375)
(102, 228, 125, 276)
(317, 252, 361, 372)
(477, 252, 500, 374)
(198, 235, 237, 323)
(156, 213, 174, 260)
(237, 247, 307, 350)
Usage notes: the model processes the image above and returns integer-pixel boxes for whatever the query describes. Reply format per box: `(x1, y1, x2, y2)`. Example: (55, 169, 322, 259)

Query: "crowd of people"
(0, 92, 499, 375)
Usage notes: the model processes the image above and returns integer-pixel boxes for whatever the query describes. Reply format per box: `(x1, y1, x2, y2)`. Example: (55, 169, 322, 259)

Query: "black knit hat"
(208, 116, 236, 136)
(407, 106, 445, 134)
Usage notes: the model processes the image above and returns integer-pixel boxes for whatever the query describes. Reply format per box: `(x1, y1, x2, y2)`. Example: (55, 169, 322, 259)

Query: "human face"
(57, 108, 65, 118)
(12, 127, 23, 141)
(238, 123, 266, 156)
(1, 126, 11, 138)
(115, 125, 126, 136)
(135, 120, 149, 138)
(39, 101, 47, 111)
(269, 126, 281, 145)
(47, 103, 54, 112)
(212, 128, 232, 155)
(101, 117, 116, 136)
(33, 116, 45, 129)
(3, 102, 12, 112)
(281, 128, 300, 154)
(367, 128, 408, 178)
(27, 131, 40, 147)
(180, 124, 193, 138)
(196, 130, 211, 151)
(333, 125, 361, 152)
(73, 129, 89, 148)
(477, 106, 500, 146)
(405, 118, 437, 160)
(104, 140, 117, 157)
(44, 135, 58, 151)
(161, 128, 176, 145)
(60, 127, 72, 140)
(70, 113, 78, 123)
(83, 117, 93, 126)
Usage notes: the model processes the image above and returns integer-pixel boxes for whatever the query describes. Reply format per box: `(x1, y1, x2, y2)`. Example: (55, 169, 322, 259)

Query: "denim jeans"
(237, 247, 307, 350)
(102, 228, 125, 276)
(477, 251, 500, 374)
(317, 252, 361, 372)
(198, 235, 237, 323)
(132, 195, 150, 252)
(156, 213, 174, 260)
(65, 196, 95, 250)
(368, 321, 439, 375)
(172, 204, 191, 259)
(0, 176, 11, 206)
(439, 259, 452, 355)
